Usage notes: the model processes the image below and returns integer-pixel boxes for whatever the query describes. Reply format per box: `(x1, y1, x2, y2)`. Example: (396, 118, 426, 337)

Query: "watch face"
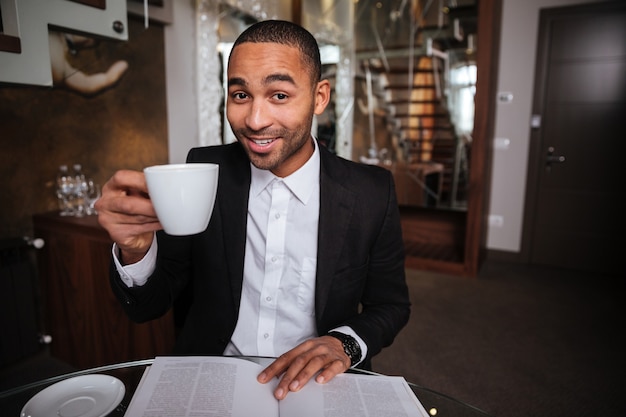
(345, 339, 361, 361)
(328, 331, 361, 366)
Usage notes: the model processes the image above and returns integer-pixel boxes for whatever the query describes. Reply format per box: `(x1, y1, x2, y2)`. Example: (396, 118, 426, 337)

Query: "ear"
(313, 79, 331, 115)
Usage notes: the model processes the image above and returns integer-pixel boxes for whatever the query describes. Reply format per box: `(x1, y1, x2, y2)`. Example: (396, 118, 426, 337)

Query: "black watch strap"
(327, 331, 362, 367)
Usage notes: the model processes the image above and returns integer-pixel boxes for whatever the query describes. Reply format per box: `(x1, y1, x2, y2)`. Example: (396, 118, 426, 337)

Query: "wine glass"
(56, 173, 76, 216)
(73, 174, 88, 217)
(84, 179, 101, 215)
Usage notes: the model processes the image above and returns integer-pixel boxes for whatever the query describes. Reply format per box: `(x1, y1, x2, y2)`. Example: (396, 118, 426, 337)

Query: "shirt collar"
(250, 137, 320, 205)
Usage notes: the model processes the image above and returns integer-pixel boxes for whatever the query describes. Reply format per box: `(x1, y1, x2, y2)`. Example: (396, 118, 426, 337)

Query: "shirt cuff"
(112, 233, 158, 287)
(330, 325, 368, 368)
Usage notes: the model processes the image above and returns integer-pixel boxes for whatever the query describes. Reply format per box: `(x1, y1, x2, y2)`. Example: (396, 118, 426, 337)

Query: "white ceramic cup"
(144, 163, 219, 236)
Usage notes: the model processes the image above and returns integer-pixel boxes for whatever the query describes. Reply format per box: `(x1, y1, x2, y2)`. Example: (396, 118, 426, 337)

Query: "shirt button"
(264, 333, 269, 339)
(266, 296, 272, 302)
(271, 256, 277, 263)
(275, 213, 280, 219)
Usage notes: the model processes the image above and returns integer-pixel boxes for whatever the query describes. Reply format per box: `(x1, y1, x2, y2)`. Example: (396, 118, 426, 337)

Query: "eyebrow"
(228, 77, 246, 88)
(228, 73, 296, 88)
(263, 73, 295, 85)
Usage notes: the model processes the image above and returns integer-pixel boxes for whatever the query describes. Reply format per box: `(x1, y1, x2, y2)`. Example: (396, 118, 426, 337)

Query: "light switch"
(494, 137, 510, 150)
(531, 114, 542, 128)
(489, 215, 504, 228)
(498, 92, 514, 103)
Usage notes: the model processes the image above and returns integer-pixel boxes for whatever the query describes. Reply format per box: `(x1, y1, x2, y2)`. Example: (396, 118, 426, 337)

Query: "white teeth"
(253, 139, 274, 146)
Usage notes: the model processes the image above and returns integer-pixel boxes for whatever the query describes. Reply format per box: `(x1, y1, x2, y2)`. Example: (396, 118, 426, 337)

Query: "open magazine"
(125, 356, 429, 417)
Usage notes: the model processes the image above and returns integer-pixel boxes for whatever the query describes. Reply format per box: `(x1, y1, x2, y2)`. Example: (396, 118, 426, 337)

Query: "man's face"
(226, 42, 330, 177)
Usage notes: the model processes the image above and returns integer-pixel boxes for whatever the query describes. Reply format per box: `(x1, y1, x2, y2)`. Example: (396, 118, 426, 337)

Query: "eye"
(231, 92, 248, 101)
(274, 93, 288, 101)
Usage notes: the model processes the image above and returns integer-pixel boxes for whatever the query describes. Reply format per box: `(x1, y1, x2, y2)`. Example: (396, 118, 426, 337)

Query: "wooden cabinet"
(33, 212, 175, 369)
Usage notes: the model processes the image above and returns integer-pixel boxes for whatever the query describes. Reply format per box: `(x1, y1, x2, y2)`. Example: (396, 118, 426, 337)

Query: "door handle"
(545, 147, 565, 172)
(546, 155, 565, 163)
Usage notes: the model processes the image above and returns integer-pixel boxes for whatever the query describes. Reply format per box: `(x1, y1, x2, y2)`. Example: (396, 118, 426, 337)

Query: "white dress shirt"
(224, 143, 320, 357)
(113, 139, 366, 363)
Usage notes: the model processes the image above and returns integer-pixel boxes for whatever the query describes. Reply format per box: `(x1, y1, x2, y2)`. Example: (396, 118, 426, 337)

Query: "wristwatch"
(327, 331, 362, 367)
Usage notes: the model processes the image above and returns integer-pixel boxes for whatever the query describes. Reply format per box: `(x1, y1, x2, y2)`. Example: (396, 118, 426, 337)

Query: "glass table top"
(0, 358, 491, 417)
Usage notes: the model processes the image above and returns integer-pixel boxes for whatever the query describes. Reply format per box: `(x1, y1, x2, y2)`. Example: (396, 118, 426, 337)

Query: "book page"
(279, 373, 430, 417)
(124, 356, 278, 417)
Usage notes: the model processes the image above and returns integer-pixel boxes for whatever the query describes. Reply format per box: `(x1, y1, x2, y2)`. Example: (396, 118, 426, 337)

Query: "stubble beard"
(236, 115, 314, 173)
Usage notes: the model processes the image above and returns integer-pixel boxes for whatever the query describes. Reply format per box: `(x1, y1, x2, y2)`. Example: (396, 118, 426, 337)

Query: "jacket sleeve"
(316, 153, 411, 364)
(109, 232, 193, 323)
(351, 169, 410, 360)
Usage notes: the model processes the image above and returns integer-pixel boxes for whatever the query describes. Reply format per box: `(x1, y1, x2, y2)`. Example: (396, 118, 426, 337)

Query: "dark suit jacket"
(110, 141, 410, 367)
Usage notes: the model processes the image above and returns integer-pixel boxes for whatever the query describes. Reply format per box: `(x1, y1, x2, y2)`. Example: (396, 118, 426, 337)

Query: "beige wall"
(164, 0, 198, 164)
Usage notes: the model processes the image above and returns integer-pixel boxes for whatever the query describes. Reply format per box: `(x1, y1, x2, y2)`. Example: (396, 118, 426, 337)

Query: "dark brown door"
(523, 1, 626, 275)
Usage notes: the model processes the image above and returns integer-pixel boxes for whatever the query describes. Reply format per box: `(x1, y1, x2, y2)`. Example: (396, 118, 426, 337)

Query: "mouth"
(251, 138, 275, 147)
(246, 136, 281, 154)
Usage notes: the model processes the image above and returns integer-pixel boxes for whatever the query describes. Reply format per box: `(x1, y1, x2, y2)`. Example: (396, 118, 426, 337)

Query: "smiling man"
(95, 20, 410, 401)
(226, 24, 326, 178)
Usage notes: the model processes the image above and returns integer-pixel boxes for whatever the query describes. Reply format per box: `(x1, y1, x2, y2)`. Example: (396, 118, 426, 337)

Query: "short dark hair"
(231, 20, 322, 82)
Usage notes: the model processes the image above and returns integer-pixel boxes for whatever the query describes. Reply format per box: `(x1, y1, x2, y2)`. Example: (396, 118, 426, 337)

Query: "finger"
(273, 361, 304, 400)
(108, 169, 149, 195)
(279, 355, 324, 394)
(285, 342, 349, 392)
(314, 358, 349, 384)
(258, 348, 313, 400)
(97, 171, 157, 220)
(95, 170, 161, 255)
(96, 195, 159, 236)
(98, 172, 151, 217)
(257, 351, 297, 383)
(273, 353, 343, 400)
(110, 192, 158, 219)
(267, 340, 349, 400)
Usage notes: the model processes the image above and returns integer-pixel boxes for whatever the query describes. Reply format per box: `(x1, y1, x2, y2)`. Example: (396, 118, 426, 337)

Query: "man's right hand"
(94, 169, 162, 264)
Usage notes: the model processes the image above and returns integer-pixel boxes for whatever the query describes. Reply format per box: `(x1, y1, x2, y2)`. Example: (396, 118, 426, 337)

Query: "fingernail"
(275, 388, 284, 399)
(289, 380, 299, 391)
(316, 375, 325, 384)
(258, 372, 266, 382)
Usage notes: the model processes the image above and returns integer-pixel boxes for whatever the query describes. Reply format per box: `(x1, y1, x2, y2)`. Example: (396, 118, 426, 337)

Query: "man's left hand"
(257, 335, 350, 400)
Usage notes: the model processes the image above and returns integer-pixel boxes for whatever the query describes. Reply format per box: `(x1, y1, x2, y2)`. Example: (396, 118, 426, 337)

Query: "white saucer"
(21, 374, 125, 417)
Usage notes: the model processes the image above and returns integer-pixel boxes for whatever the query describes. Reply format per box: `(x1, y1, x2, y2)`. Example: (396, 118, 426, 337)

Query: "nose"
(245, 99, 272, 131)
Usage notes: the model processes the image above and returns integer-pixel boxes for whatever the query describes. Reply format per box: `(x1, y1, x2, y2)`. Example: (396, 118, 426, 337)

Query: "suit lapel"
(218, 148, 251, 316)
(315, 147, 356, 320)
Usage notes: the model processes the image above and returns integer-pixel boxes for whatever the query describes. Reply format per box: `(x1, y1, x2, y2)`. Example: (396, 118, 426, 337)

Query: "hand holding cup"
(95, 169, 161, 263)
